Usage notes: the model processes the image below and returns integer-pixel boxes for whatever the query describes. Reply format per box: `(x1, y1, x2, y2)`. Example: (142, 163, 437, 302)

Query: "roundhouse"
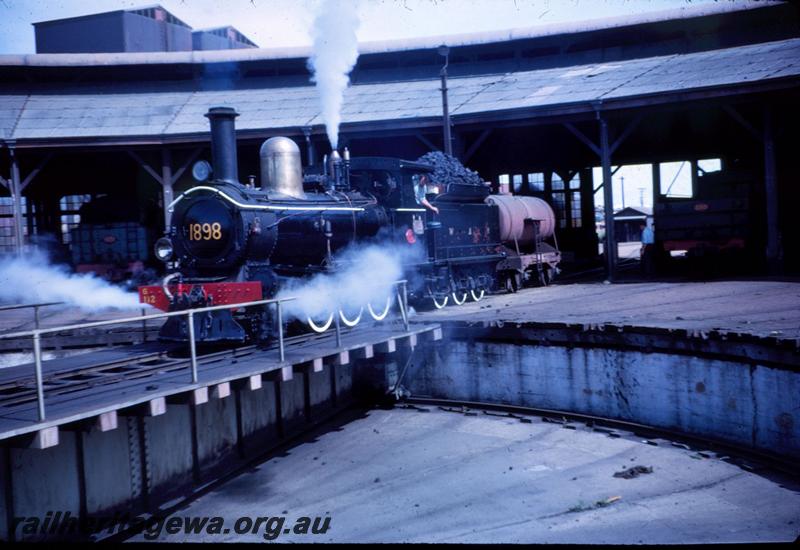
(0, 1, 798, 276)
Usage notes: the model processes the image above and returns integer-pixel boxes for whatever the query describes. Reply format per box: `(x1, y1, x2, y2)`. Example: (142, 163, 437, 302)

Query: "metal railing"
(0, 280, 411, 424)
(0, 296, 295, 423)
(0, 301, 64, 330)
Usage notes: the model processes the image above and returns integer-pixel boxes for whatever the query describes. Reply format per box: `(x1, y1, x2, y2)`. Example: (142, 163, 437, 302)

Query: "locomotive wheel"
(426, 285, 449, 310)
(470, 288, 485, 302)
(451, 291, 468, 305)
(339, 306, 363, 327)
(430, 294, 449, 309)
(367, 297, 392, 321)
(307, 312, 334, 333)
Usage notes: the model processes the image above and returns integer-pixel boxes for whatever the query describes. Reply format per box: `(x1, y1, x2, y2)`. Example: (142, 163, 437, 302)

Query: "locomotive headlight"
(154, 237, 174, 262)
(191, 160, 213, 182)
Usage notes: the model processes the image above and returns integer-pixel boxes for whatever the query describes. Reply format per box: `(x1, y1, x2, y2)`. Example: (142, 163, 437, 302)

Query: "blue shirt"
(641, 226, 655, 245)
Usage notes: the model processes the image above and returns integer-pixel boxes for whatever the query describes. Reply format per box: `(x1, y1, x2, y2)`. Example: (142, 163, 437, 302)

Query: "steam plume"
(0, 249, 143, 312)
(308, 0, 360, 149)
(278, 242, 419, 323)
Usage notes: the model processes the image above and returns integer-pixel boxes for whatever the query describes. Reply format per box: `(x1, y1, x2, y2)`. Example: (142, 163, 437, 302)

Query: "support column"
(763, 107, 779, 269)
(161, 148, 174, 229)
(599, 117, 616, 280)
(440, 69, 453, 156)
(8, 144, 24, 255)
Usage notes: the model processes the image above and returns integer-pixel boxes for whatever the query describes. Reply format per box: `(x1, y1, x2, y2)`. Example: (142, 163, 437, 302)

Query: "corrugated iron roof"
(1, 37, 798, 144)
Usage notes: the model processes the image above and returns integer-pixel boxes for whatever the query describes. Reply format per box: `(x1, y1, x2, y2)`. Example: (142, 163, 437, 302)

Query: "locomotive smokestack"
(205, 107, 240, 185)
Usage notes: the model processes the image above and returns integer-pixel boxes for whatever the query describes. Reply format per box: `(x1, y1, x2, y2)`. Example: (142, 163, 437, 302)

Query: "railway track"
(399, 397, 800, 479)
(0, 329, 341, 412)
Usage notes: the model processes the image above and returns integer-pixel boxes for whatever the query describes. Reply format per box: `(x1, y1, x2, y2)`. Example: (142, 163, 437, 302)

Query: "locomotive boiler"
(139, 106, 560, 342)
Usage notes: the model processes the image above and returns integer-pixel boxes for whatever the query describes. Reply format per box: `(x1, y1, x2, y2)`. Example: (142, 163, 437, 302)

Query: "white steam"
(308, 0, 360, 149)
(278, 242, 417, 323)
(0, 249, 143, 312)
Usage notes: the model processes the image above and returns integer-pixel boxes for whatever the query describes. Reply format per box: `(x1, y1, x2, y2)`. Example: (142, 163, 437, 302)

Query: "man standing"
(640, 219, 655, 276)
(414, 174, 439, 215)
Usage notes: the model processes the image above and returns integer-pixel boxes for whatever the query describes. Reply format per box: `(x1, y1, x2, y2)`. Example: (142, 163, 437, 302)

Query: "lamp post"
(438, 44, 453, 156)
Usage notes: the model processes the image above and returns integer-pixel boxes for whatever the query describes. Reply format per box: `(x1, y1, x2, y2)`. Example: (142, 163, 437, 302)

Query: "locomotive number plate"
(188, 222, 223, 241)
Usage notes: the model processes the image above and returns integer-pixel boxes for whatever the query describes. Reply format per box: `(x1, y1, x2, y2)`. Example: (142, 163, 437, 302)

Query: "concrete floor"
(2, 280, 796, 340)
(130, 408, 800, 544)
(416, 280, 800, 340)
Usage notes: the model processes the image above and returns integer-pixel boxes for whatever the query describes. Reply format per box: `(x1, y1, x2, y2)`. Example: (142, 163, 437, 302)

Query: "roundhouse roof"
(0, 1, 797, 148)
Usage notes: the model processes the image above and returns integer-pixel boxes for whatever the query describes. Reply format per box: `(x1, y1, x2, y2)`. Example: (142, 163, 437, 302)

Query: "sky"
(0, 0, 736, 54)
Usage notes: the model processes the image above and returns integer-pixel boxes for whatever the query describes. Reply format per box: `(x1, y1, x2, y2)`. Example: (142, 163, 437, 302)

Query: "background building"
(33, 4, 256, 53)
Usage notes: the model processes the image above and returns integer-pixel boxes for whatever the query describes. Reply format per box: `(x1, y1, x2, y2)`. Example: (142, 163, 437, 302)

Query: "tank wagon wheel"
(307, 312, 334, 333)
(470, 288, 486, 302)
(504, 275, 519, 294)
(451, 291, 468, 305)
(339, 306, 364, 327)
(367, 297, 393, 320)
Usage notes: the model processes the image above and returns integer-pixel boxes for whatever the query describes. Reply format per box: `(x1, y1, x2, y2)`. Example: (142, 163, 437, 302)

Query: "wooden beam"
(593, 166, 620, 193)
(355, 345, 374, 360)
(563, 122, 600, 157)
(20, 152, 54, 191)
(96, 411, 118, 432)
(147, 397, 166, 416)
(462, 129, 492, 163)
(127, 150, 163, 185)
(723, 105, 761, 141)
(9, 145, 24, 253)
(247, 374, 262, 391)
(172, 147, 202, 183)
(32, 427, 59, 449)
(161, 148, 173, 228)
(763, 106, 779, 268)
(610, 115, 641, 155)
(415, 133, 439, 152)
(599, 117, 617, 280)
(376, 338, 396, 354)
(212, 382, 230, 400)
(191, 387, 208, 406)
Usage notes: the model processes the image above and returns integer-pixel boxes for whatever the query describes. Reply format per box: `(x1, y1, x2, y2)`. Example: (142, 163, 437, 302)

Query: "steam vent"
(0, 0, 799, 544)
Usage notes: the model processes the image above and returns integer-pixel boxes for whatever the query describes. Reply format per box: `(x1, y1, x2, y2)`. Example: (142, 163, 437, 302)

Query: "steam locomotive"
(139, 107, 560, 342)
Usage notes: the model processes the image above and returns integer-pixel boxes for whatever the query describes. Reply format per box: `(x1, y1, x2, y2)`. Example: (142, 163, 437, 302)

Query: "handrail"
(0, 297, 294, 340)
(0, 301, 63, 312)
(3, 279, 410, 425)
(0, 301, 65, 330)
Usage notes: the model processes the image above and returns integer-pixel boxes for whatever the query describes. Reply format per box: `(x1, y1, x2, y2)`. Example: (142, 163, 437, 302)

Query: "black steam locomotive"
(139, 107, 560, 342)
